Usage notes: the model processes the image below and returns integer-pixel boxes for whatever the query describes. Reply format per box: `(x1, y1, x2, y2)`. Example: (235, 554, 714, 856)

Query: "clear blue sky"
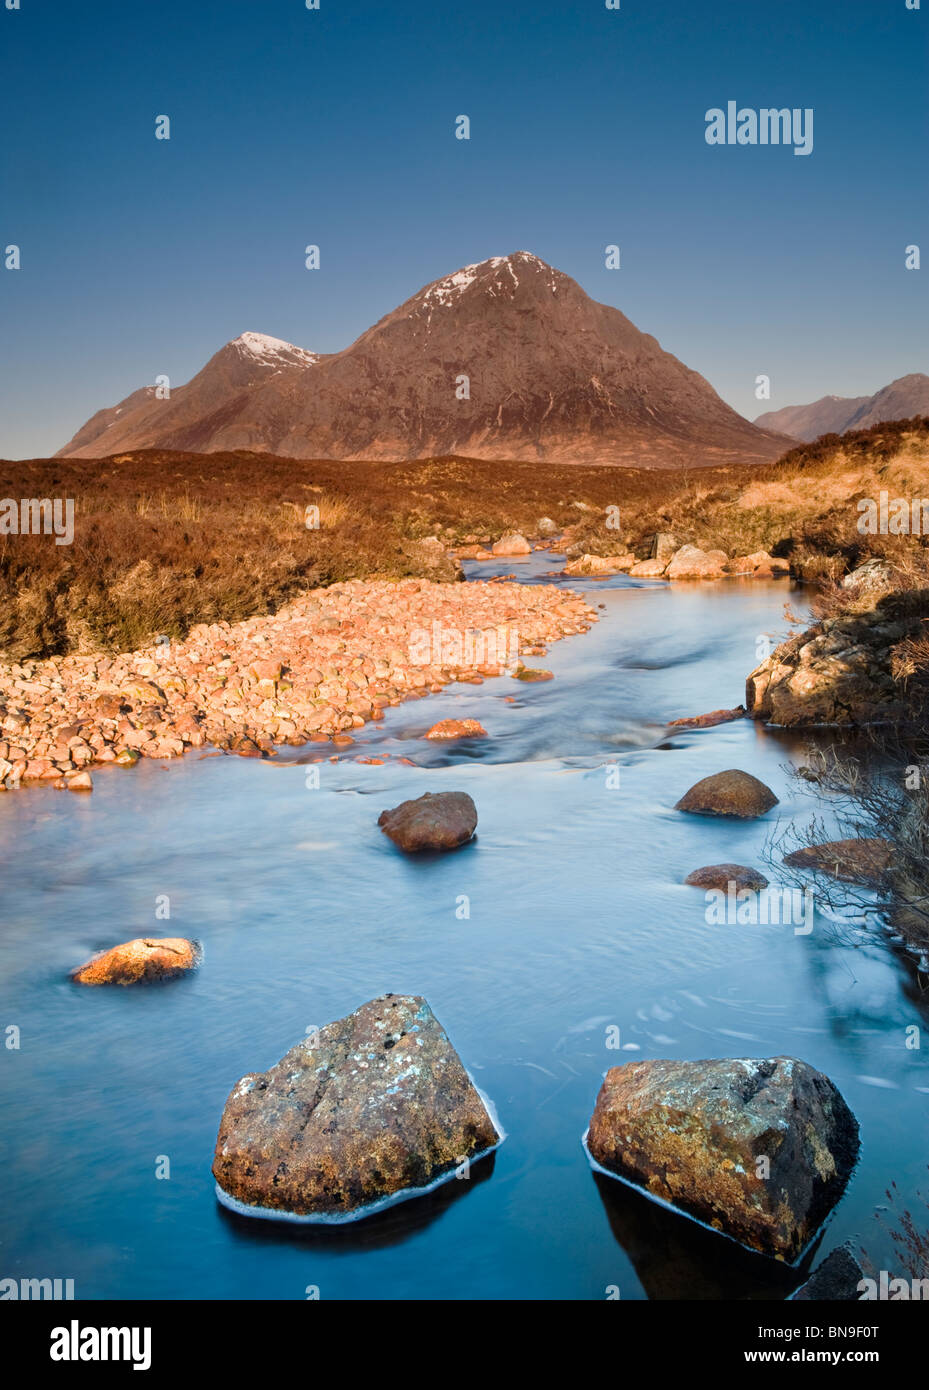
(1, 0, 926, 458)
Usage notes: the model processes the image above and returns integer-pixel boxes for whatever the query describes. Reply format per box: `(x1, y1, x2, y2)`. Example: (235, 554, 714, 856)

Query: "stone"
(675, 769, 779, 818)
(212, 994, 501, 1220)
(72, 937, 201, 985)
(783, 838, 894, 885)
(424, 718, 487, 741)
(668, 706, 746, 729)
(563, 552, 636, 577)
(842, 558, 893, 593)
(378, 790, 477, 852)
(513, 667, 553, 682)
(491, 532, 531, 557)
(666, 545, 728, 580)
(586, 1056, 860, 1261)
(745, 589, 918, 727)
(629, 558, 668, 578)
(684, 864, 770, 892)
(791, 1243, 866, 1301)
(536, 516, 559, 537)
(649, 532, 679, 564)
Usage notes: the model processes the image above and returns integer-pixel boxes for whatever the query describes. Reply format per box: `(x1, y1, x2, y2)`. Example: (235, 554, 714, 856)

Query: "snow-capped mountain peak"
(232, 332, 318, 366)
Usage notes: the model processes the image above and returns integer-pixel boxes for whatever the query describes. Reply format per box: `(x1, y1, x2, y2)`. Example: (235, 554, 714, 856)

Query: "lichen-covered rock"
(745, 589, 921, 726)
(587, 1056, 859, 1261)
(675, 769, 778, 818)
(378, 790, 477, 852)
(685, 863, 769, 892)
(212, 994, 501, 1220)
(784, 838, 894, 885)
(72, 937, 201, 985)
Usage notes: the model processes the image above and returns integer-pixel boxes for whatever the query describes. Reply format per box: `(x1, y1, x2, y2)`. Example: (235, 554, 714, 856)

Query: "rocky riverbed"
(0, 578, 595, 792)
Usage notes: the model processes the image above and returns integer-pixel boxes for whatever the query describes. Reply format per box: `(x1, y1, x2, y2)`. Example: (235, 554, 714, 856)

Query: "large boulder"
(783, 838, 894, 886)
(492, 532, 531, 557)
(675, 769, 779, 818)
(745, 589, 923, 727)
(628, 558, 668, 578)
(666, 545, 728, 580)
(378, 790, 477, 851)
(212, 994, 501, 1220)
(586, 1056, 859, 1261)
(71, 937, 201, 986)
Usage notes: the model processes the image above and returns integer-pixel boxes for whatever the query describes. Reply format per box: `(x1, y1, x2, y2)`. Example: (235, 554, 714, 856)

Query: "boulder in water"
(684, 863, 769, 892)
(586, 1056, 859, 1261)
(378, 790, 477, 851)
(72, 937, 201, 985)
(212, 993, 501, 1220)
(675, 769, 778, 818)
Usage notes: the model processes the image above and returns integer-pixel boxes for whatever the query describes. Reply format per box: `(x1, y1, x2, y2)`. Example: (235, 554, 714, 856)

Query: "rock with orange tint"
(563, 552, 635, 577)
(684, 863, 769, 892)
(71, 937, 201, 986)
(668, 706, 746, 729)
(675, 769, 778, 818)
(378, 790, 477, 852)
(665, 545, 728, 580)
(491, 532, 531, 557)
(586, 1056, 859, 1261)
(783, 838, 893, 886)
(212, 993, 501, 1220)
(425, 718, 487, 741)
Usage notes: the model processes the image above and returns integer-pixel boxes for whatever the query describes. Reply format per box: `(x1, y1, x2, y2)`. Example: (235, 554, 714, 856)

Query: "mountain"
(754, 373, 929, 442)
(57, 252, 786, 467)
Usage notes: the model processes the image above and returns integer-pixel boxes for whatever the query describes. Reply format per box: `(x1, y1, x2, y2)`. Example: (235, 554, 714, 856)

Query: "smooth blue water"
(1, 564, 926, 1300)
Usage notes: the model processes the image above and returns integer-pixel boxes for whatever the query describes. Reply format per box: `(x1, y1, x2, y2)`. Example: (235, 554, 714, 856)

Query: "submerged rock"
(72, 937, 201, 985)
(684, 863, 769, 892)
(668, 705, 746, 729)
(513, 666, 553, 682)
(783, 838, 894, 885)
(212, 993, 501, 1220)
(586, 1056, 859, 1261)
(675, 769, 779, 818)
(378, 790, 477, 852)
(424, 718, 487, 741)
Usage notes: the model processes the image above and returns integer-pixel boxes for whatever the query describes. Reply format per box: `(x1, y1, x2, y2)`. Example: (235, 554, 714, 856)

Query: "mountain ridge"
(57, 252, 788, 468)
(755, 373, 929, 441)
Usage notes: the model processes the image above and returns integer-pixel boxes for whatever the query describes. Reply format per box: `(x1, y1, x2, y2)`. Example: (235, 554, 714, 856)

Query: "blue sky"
(1, 0, 926, 458)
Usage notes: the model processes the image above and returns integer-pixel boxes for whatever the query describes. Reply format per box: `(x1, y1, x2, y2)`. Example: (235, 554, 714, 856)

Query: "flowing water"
(1, 557, 927, 1300)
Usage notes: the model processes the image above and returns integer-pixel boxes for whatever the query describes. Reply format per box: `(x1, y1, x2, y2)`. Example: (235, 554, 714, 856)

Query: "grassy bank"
(2, 416, 928, 659)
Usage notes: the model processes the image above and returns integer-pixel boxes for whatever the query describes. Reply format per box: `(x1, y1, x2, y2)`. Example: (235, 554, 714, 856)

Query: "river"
(1, 556, 926, 1299)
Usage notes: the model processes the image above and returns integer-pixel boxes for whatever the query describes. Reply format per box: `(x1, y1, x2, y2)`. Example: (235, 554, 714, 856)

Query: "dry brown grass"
(2, 416, 928, 659)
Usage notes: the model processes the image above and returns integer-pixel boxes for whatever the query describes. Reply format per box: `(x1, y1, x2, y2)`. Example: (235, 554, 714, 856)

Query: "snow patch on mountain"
(233, 332, 319, 366)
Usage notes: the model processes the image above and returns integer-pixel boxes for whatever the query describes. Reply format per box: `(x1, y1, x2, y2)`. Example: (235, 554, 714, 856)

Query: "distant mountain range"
(755, 374, 929, 442)
(57, 252, 787, 468)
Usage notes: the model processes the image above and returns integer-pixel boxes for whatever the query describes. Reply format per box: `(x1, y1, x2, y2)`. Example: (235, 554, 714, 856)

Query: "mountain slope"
(755, 373, 929, 441)
(57, 253, 786, 467)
